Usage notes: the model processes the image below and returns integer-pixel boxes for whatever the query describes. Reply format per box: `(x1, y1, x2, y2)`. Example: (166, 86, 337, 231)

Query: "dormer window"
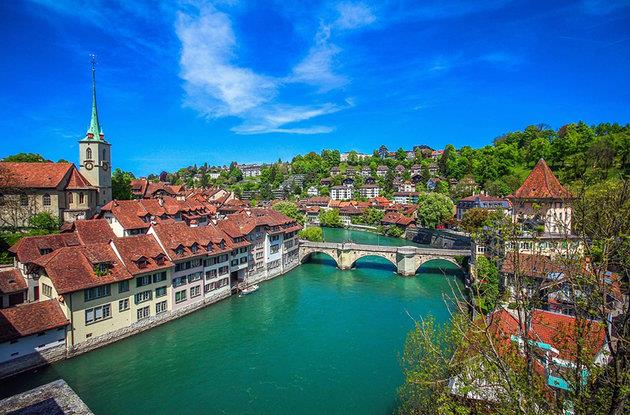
(190, 243, 199, 253)
(39, 248, 52, 256)
(155, 254, 165, 266)
(136, 258, 148, 269)
(219, 241, 225, 249)
(206, 244, 213, 252)
(94, 262, 110, 275)
(175, 245, 185, 256)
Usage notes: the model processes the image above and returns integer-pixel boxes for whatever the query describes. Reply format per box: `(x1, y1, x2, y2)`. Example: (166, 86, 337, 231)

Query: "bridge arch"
(350, 253, 397, 271)
(299, 250, 339, 268)
(415, 257, 464, 276)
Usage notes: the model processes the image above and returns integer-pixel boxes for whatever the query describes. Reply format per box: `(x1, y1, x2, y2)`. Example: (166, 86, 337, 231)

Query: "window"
(42, 283, 53, 298)
(155, 286, 167, 297)
(85, 304, 111, 324)
(0, 193, 3, 205)
(218, 278, 229, 288)
(84, 285, 111, 302)
(137, 306, 150, 321)
(173, 276, 187, 287)
(187, 272, 202, 283)
(175, 290, 187, 303)
(136, 275, 152, 287)
(20, 194, 29, 206)
(240, 257, 247, 264)
(190, 243, 199, 253)
(270, 245, 280, 254)
(155, 255, 165, 266)
(152, 272, 167, 283)
(175, 246, 184, 256)
(231, 259, 238, 266)
(190, 285, 201, 298)
(204, 283, 213, 293)
(218, 266, 229, 275)
(79, 192, 85, 204)
(239, 247, 247, 254)
(43, 194, 51, 206)
(156, 301, 167, 314)
(205, 269, 217, 279)
(255, 252, 264, 260)
(118, 280, 129, 293)
(134, 290, 152, 304)
(219, 254, 228, 263)
(190, 259, 202, 268)
(86, 148, 92, 160)
(119, 299, 129, 312)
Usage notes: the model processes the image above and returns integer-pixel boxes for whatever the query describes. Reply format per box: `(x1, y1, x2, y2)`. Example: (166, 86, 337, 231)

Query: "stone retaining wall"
(0, 261, 301, 380)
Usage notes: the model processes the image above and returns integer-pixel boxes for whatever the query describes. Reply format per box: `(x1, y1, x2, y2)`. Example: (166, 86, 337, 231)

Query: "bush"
(299, 227, 324, 242)
(385, 226, 404, 237)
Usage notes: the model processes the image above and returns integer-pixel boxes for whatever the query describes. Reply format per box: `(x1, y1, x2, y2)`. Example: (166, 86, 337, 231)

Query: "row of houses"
(0, 207, 301, 367)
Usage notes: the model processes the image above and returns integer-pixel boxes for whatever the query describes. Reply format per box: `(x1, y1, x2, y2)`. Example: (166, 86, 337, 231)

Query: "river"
(0, 228, 462, 414)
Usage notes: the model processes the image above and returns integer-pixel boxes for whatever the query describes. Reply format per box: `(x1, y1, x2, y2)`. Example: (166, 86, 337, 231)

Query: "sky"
(0, 0, 629, 176)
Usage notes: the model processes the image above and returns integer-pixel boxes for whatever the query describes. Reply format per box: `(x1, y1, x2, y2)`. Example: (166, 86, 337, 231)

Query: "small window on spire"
(86, 148, 92, 160)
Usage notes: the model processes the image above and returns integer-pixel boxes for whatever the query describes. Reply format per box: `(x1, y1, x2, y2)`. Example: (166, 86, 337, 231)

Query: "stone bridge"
(299, 241, 471, 276)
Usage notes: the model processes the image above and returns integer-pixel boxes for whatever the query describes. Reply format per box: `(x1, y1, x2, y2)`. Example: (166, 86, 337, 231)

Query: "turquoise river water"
(0, 228, 462, 414)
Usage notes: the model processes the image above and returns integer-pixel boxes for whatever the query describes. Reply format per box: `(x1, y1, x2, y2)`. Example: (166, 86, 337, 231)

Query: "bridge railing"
(299, 240, 471, 257)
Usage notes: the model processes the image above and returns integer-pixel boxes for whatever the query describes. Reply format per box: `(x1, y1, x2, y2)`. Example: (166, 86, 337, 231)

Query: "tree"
(460, 208, 490, 234)
(2, 153, 46, 162)
(111, 168, 134, 200)
(319, 209, 343, 228)
(473, 256, 500, 314)
(28, 212, 60, 232)
(272, 201, 305, 225)
(298, 226, 324, 242)
(416, 193, 454, 228)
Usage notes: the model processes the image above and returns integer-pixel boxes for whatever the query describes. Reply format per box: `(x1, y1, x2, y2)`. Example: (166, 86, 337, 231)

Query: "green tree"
(416, 193, 454, 228)
(319, 209, 343, 228)
(112, 168, 134, 200)
(272, 201, 305, 225)
(460, 208, 490, 234)
(28, 212, 60, 232)
(3, 153, 46, 162)
(298, 226, 324, 242)
(473, 256, 500, 314)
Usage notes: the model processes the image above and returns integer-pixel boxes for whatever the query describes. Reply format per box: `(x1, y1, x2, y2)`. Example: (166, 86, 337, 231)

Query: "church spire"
(85, 54, 104, 141)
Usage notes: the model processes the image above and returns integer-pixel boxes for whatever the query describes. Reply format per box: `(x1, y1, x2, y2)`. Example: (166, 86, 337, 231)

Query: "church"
(0, 63, 112, 228)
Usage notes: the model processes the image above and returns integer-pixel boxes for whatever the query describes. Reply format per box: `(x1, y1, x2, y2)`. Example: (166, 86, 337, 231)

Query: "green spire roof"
(84, 56, 104, 141)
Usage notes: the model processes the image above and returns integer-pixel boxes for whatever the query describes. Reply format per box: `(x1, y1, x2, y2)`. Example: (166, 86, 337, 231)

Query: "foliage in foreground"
(319, 208, 343, 228)
(272, 201, 305, 225)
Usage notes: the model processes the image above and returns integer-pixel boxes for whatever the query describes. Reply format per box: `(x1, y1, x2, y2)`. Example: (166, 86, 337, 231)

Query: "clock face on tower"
(102, 161, 109, 171)
(84, 161, 94, 170)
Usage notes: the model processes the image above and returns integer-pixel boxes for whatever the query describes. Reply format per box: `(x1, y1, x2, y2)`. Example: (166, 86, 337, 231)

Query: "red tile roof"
(112, 234, 172, 275)
(0, 162, 73, 189)
(33, 244, 132, 294)
(100, 198, 214, 230)
(10, 233, 81, 264)
(0, 268, 27, 294)
(512, 159, 572, 199)
(64, 167, 95, 190)
(64, 219, 116, 245)
(488, 309, 606, 361)
(151, 222, 235, 260)
(0, 299, 69, 343)
(382, 212, 414, 226)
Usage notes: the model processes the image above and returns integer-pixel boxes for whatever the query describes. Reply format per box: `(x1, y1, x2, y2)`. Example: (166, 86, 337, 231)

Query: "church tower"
(79, 56, 112, 207)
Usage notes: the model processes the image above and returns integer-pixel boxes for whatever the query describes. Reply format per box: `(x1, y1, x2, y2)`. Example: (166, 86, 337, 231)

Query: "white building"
(240, 164, 263, 178)
(307, 186, 319, 197)
(359, 185, 380, 198)
(393, 192, 419, 204)
(331, 186, 353, 201)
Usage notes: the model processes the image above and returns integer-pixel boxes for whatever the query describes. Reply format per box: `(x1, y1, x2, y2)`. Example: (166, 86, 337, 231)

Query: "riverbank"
(0, 241, 463, 414)
(0, 260, 301, 380)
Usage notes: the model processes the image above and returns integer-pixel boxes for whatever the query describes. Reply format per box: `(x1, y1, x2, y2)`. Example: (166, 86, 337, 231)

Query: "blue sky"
(0, 0, 629, 176)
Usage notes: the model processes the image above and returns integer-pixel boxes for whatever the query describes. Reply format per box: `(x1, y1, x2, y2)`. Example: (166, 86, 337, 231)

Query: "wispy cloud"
(176, 2, 367, 134)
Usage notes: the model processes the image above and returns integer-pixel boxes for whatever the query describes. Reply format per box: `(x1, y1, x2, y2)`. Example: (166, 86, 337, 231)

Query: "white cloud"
(176, 4, 349, 134)
(289, 23, 346, 90)
(334, 2, 376, 29)
(176, 6, 277, 117)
